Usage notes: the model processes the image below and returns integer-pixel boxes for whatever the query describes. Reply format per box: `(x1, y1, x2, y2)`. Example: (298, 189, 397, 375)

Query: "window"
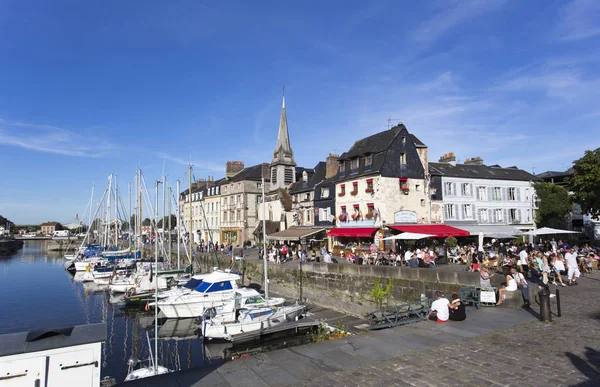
(494, 209, 503, 222)
(508, 188, 516, 201)
(366, 179, 373, 192)
(400, 152, 406, 165)
(402, 136, 406, 145)
(462, 204, 473, 219)
(399, 178, 409, 192)
(338, 162, 345, 175)
(509, 209, 519, 223)
(444, 204, 456, 219)
(366, 204, 375, 219)
(493, 187, 502, 201)
(223, 186, 227, 193)
(305, 193, 310, 201)
(351, 158, 359, 170)
(477, 186, 487, 201)
(445, 182, 455, 195)
(302, 171, 308, 182)
(478, 208, 489, 223)
(351, 181, 358, 195)
(237, 210, 241, 222)
(415, 184, 420, 192)
(420, 199, 426, 207)
(237, 194, 241, 204)
(461, 183, 471, 196)
(365, 154, 372, 168)
(321, 187, 330, 198)
(339, 184, 345, 196)
(271, 168, 277, 184)
(526, 209, 531, 223)
(257, 182, 261, 189)
(319, 207, 332, 221)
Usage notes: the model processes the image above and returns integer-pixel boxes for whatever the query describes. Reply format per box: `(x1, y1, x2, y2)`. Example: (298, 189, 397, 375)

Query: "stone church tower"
(270, 95, 296, 190)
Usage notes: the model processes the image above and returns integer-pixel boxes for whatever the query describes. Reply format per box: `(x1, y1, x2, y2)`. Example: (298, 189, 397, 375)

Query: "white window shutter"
(452, 183, 457, 195)
(516, 188, 521, 201)
(488, 187, 493, 201)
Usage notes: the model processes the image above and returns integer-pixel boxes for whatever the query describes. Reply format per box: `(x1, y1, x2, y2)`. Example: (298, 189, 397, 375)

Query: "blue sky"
(1, 0, 599, 224)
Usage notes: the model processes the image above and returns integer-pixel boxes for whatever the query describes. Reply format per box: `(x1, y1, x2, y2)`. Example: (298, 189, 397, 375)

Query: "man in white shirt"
(323, 251, 333, 264)
(564, 249, 580, 285)
(426, 291, 450, 322)
(404, 249, 414, 264)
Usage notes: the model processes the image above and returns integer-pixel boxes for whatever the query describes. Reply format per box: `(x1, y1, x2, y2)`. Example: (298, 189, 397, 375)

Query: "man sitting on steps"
(426, 291, 449, 323)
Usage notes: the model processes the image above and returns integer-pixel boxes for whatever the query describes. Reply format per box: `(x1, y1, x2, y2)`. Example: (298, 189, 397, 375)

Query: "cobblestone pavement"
(303, 273, 600, 387)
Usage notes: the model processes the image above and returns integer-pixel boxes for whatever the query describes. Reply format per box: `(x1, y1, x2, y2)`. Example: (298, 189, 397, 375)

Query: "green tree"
(533, 181, 571, 228)
(157, 215, 177, 229)
(142, 218, 152, 226)
(569, 148, 600, 217)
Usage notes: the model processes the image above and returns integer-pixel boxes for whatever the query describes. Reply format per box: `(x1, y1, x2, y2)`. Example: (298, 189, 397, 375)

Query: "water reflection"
(0, 241, 315, 382)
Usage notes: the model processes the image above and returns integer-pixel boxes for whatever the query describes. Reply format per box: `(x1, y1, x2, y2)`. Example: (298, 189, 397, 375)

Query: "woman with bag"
(510, 267, 530, 308)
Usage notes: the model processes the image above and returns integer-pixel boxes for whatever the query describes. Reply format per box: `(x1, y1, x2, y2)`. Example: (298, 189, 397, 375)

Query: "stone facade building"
(332, 124, 430, 229)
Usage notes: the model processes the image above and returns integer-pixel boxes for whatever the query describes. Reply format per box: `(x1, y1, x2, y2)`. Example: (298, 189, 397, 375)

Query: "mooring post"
(539, 287, 552, 322)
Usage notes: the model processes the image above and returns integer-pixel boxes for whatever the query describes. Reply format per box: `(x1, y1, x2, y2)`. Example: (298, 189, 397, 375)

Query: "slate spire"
(272, 92, 295, 166)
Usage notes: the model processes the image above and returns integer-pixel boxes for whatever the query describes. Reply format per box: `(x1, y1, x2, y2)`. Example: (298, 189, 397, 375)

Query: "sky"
(1, 0, 599, 224)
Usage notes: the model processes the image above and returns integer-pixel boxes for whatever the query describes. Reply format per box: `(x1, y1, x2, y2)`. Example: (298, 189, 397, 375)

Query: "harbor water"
(0, 241, 312, 382)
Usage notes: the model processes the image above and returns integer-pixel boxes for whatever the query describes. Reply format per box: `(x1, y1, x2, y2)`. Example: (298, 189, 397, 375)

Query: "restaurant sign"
(394, 210, 417, 224)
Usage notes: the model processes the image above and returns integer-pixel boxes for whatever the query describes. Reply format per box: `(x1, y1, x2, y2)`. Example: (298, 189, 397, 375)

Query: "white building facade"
(429, 160, 537, 234)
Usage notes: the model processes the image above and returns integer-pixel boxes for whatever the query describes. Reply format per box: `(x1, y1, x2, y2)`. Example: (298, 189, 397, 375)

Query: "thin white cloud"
(557, 0, 600, 41)
(0, 118, 115, 157)
(413, 0, 507, 44)
(153, 152, 225, 174)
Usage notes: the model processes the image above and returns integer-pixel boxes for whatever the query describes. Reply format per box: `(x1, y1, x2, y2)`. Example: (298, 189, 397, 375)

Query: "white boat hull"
(124, 365, 172, 381)
(204, 305, 305, 341)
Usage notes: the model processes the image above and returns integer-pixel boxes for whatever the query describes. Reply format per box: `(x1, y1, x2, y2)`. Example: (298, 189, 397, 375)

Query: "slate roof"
(290, 162, 327, 194)
(429, 162, 538, 181)
(229, 163, 270, 182)
(339, 127, 398, 161)
(410, 134, 427, 148)
(536, 169, 573, 179)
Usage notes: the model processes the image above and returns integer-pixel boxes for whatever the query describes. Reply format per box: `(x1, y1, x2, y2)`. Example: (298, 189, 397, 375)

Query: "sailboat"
(124, 330, 172, 381)
(199, 167, 305, 342)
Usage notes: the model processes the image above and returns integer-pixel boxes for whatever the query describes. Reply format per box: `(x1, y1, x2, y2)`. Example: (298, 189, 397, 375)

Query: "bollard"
(556, 289, 561, 317)
(539, 287, 552, 322)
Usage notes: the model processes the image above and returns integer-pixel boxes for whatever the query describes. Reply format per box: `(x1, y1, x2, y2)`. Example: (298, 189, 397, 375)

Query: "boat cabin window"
(185, 278, 204, 289)
(196, 280, 233, 293)
(245, 295, 265, 304)
(249, 309, 274, 319)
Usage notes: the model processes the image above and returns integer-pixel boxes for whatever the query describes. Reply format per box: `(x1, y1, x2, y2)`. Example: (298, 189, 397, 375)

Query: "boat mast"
(262, 174, 269, 299)
(154, 179, 160, 374)
(105, 175, 112, 249)
(139, 169, 143, 259)
(162, 175, 166, 267)
(128, 181, 132, 250)
(115, 175, 119, 248)
(176, 179, 181, 270)
(168, 186, 172, 268)
(188, 165, 192, 267)
(82, 185, 94, 247)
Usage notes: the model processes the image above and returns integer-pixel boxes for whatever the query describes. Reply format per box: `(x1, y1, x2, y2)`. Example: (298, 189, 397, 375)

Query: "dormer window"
(365, 154, 372, 168)
(338, 161, 345, 175)
(302, 171, 308, 182)
(402, 136, 406, 145)
(350, 158, 359, 170)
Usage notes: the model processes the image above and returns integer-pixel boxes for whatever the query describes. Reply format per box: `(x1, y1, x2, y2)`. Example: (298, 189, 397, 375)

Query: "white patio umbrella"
(525, 227, 580, 236)
(478, 232, 484, 252)
(382, 232, 436, 240)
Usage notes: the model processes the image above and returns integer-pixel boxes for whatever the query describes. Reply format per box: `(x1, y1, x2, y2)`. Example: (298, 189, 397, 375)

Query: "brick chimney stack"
(226, 161, 245, 178)
(325, 153, 340, 179)
(464, 156, 484, 166)
(438, 152, 456, 166)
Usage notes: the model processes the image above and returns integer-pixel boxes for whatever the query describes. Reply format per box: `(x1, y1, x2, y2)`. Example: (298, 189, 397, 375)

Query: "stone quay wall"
(207, 255, 480, 317)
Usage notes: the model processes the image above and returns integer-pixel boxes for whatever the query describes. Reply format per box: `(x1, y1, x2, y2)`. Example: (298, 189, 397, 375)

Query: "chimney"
(464, 156, 484, 166)
(325, 153, 340, 179)
(438, 152, 456, 166)
(226, 161, 245, 178)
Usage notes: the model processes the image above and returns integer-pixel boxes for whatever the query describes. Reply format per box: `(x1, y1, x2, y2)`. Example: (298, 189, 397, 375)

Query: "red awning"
(328, 227, 378, 237)
(389, 224, 470, 237)
(399, 177, 408, 181)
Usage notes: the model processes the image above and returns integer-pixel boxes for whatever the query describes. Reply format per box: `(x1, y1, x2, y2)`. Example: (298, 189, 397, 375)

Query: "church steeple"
(270, 89, 296, 190)
(272, 93, 295, 166)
